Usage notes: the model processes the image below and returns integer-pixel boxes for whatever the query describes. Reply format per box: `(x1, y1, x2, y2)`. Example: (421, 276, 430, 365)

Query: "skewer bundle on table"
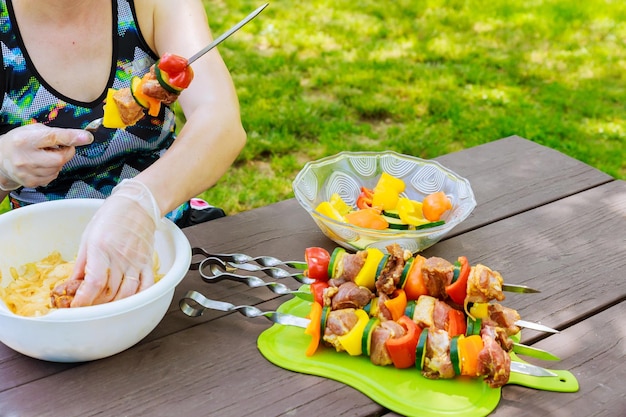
(301, 244, 537, 388)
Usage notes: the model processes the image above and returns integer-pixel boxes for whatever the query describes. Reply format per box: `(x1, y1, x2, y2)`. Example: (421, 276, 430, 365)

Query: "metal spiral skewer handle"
(190, 247, 307, 270)
(179, 290, 311, 329)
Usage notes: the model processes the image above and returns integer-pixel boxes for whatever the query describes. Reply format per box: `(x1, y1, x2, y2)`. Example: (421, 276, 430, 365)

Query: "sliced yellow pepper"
(376, 172, 406, 193)
(469, 302, 489, 319)
(315, 201, 344, 221)
(372, 172, 406, 210)
(337, 309, 370, 356)
(372, 186, 400, 210)
(354, 247, 385, 290)
(102, 88, 127, 129)
(396, 197, 430, 226)
(368, 297, 379, 317)
(329, 193, 352, 216)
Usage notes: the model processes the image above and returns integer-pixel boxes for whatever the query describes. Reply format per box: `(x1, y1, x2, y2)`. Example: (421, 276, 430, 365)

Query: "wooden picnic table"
(1, 136, 625, 416)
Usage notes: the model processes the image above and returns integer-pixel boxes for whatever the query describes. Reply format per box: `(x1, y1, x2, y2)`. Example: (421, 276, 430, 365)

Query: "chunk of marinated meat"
(466, 264, 505, 304)
(433, 299, 453, 330)
(477, 325, 511, 388)
(112, 88, 145, 126)
(141, 67, 180, 104)
(50, 279, 82, 308)
(375, 244, 407, 295)
(422, 257, 454, 300)
(322, 285, 338, 308)
(369, 320, 406, 366)
(422, 328, 455, 379)
(412, 295, 437, 328)
(376, 292, 393, 321)
(340, 251, 368, 282)
(322, 308, 359, 352)
(485, 303, 521, 337)
(331, 282, 374, 310)
(493, 327, 514, 352)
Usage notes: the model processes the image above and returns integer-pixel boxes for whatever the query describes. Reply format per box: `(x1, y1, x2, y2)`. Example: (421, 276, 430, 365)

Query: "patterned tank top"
(0, 0, 188, 222)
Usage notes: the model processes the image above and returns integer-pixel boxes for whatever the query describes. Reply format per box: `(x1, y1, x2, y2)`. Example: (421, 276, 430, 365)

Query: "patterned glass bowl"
(292, 151, 476, 253)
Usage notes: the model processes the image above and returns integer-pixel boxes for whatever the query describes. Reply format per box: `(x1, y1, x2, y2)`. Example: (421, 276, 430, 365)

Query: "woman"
(0, 0, 246, 306)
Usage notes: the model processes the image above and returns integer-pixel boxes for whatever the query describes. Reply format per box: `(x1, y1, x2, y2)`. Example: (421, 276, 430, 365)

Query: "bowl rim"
(0, 198, 192, 322)
(292, 150, 476, 236)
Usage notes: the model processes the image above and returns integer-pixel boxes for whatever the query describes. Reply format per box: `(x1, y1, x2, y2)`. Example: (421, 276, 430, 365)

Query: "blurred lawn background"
(1, 0, 625, 215)
(201, 0, 625, 215)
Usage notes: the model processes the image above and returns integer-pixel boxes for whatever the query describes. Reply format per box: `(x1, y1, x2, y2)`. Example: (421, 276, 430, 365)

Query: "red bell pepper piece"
(356, 187, 374, 209)
(385, 315, 421, 369)
(447, 308, 467, 337)
(304, 247, 330, 281)
(310, 281, 329, 305)
(445, 256, 470, 305)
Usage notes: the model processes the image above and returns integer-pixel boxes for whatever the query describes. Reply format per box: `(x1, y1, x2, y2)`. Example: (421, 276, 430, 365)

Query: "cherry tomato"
(422, 191, 452, 221)
(305, 247, 331, 281)
(158, 53, 189, 73)
(169, 66, 194, 89)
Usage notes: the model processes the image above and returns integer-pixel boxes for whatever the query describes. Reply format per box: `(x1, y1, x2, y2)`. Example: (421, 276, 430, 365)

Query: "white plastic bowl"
(0, 199, 191, 362)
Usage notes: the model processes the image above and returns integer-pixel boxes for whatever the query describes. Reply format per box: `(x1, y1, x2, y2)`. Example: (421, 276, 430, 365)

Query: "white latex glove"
(0, 124, 93, 190)
(68, 179, 162, 307)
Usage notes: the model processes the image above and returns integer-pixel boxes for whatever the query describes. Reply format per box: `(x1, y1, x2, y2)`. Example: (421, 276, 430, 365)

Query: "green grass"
(2, 0, 625, 215)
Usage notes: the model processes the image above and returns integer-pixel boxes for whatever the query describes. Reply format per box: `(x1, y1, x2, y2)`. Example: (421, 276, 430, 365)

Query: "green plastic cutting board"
(257, 297, 578, 417)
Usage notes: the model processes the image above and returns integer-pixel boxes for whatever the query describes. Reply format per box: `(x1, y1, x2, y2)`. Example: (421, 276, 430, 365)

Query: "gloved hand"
(0, 124, 93, 191)
(68, 179, 163, 307)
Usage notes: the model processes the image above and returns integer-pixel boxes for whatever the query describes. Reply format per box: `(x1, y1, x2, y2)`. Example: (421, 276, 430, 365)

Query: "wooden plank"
(381, 301, 626, 417)
(434, 136, 613, 236)
(419, 180, 626, 343)
(0, 297, 383, 417)
(0, 137, 617, 408)
(487, 300, 626, 417)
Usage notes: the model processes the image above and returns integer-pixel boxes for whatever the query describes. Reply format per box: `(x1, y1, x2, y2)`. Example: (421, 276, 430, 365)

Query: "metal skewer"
(190, 248, 542, 294)
(83, 3, 269, 134)
(197, 257, 313, 300)
(179, 290, 559, 373)
(187, 3, 269, 65)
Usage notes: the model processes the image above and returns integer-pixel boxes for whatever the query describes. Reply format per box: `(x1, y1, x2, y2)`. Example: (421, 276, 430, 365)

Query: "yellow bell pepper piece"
(376, 172, 406, 193)
(329, 193, 352, 216)
(102, 88, 127, 129)
(354, 248, 385, 290)
(337, 309, 370, 356)
(371, 173, 406, 210)
(372, 186, 400, 210)
(315, 201, 344, 222)
(469, 302, 489, 319)
(396, 197, 430, 226)
(368, 297, 379, 317)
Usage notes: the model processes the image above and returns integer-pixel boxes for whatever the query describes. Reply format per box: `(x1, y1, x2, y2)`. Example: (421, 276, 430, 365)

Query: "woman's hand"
(0, 124, 93, 190)
(67, 179, 162, 307)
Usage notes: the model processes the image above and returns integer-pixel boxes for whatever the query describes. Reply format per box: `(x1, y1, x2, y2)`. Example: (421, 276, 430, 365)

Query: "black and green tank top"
(0, 0, 188, 222)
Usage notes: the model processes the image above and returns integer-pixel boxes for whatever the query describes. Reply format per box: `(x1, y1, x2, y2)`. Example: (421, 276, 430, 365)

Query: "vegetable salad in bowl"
(292, 151, 476, 253)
